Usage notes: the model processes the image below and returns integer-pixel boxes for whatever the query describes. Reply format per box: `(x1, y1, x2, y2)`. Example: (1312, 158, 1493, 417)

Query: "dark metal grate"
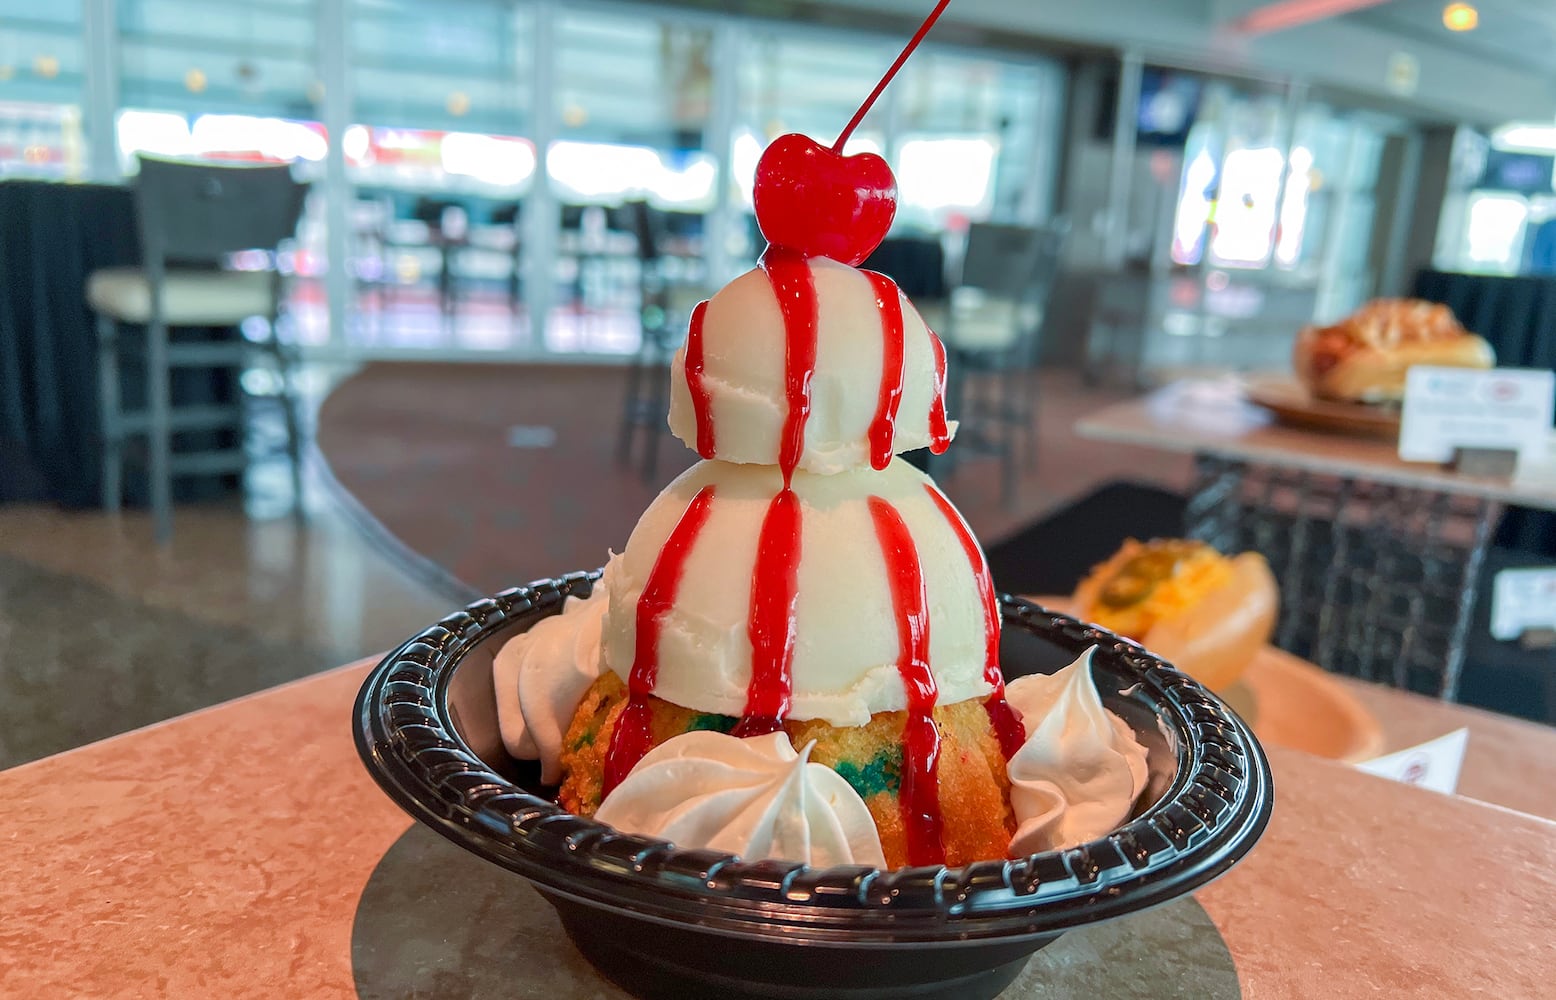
(1186, 455, 1497, 700)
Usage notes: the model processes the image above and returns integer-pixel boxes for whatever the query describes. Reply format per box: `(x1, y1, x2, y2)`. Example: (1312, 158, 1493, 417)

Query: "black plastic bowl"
(353, 573, 1272, 1000)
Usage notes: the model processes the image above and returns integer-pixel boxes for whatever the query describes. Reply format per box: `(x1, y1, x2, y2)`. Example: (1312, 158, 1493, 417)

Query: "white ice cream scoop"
(601, 458, 998, 727)
(668, 256, 955, 475)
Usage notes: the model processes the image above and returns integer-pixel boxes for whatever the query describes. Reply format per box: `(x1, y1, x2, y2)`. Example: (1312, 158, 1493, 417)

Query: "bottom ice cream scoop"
(601, 458, 999, 727)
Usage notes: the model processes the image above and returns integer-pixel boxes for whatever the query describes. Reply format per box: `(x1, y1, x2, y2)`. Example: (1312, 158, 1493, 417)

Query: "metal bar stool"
(88, 155, 309, 544)
(937, 220, 1068, 506)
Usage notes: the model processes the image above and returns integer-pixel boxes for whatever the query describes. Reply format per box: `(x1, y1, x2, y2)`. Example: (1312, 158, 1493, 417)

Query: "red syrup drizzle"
(927, 332, 951, 455)
(863, 270, 906, 471)
(731, 488, 803, 738)
(602, 485, 718, 796)
(683, 299, 715, 459)
(727, 249, 816, 738)
(866, 495, 946, 867)
(759, 246, 819, 484)
(923, 484, 1025, 761)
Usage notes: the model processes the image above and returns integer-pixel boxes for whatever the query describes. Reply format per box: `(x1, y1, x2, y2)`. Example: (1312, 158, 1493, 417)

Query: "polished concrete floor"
(0, 478, 453, 769)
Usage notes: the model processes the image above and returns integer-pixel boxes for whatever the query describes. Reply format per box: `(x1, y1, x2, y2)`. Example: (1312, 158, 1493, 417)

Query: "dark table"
(0, 180, 239, 508)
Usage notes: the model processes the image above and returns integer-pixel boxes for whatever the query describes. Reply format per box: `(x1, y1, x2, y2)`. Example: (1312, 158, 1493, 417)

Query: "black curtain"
(1413, 268, 1556, 371)
(1, 181, 139, 506)
(1, 180, 240, 508)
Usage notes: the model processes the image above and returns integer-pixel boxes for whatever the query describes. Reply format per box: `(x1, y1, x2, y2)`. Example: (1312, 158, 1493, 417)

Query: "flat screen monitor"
(1479, 150, 1556, 194)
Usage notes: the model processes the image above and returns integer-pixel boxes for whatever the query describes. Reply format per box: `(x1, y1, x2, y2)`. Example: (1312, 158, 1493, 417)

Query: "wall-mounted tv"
(1479, 149, 1556, 194)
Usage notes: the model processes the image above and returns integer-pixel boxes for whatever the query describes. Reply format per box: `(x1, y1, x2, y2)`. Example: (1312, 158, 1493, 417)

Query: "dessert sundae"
(493, 4, 1148, 870)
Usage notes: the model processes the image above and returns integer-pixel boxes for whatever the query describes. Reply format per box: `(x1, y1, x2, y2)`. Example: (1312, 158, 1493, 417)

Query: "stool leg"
(1000, 366, 1017, 507)
(272, 326, 305, 513)
(147, 316, 173, 544)
(641, 334, 667, 484)
(1021, 367, 1040, 469)
(97, 313, 123, 512)
(617, 346, 646, 467)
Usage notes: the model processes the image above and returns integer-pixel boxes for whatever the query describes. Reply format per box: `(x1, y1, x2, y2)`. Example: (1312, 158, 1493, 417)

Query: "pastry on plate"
(1293, 298, 1493, 404)
(1074, 539, 1278, 692)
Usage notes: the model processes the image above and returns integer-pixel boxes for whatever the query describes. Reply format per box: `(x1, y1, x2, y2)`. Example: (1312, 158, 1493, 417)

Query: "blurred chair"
(89, 156, 308, 543)
(934, 219, 1068, 505)
(617, 201, 705, 482)
(1083, 270, 1152, 388)
(862, 235, 947, 302)
(490, 201, 524, 316)
(558, 203, 594, 309)
(413, 197, 468, 325)
(350, 194, 393, 322)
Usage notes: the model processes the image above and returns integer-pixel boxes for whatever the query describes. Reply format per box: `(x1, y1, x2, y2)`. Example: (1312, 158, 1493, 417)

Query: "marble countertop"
(1075, 379, 1556, 511)
(6, 660, 1556, 998)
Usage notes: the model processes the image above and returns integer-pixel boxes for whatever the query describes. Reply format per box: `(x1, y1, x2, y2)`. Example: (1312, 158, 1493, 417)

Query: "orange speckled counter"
(4, 660, 1555, 998)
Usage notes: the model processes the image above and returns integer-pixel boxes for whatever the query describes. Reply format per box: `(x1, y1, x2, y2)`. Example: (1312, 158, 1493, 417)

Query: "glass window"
(345, 0, 534, 351)
(113, 1, 327, 343)
(731, 31, 1061, 255)
(733, 29, 896, 214)
(546, 10, 716, 355)
(551, 15, 714, 207)
(891, 53, 1053, 230)
(0, 1, 87, 178)
(116, 0, 320, 169)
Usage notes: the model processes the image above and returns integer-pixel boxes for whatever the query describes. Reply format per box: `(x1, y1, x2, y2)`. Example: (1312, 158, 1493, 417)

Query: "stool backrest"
(1024, 219, 1070, 312)
(133, 156, 308, 268)
(953, 220, 1070, 364)
(625, 199, 662, 263)
(960, 221, 1068, 303)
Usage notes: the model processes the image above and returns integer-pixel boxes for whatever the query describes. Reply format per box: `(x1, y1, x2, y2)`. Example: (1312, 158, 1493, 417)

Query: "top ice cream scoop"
(668, 254, 955, 477)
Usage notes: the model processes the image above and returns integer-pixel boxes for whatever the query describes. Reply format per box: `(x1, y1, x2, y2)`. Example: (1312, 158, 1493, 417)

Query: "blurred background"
(3, 0, 1555, 765)
(4, 0, 1553, 363)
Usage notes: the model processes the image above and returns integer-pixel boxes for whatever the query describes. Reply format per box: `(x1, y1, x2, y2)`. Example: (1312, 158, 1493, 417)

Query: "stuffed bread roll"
(1073, 539, 1278, 692)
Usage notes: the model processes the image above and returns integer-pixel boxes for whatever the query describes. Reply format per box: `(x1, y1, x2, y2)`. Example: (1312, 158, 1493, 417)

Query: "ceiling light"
(1491, 122, 1556, 153)
(1443, 3, 1478, 32)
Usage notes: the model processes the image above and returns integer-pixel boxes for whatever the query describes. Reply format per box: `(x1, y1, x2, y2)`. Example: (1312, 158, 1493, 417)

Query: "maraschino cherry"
(753, 136, 895, 267)
(751, 0, 952, 267)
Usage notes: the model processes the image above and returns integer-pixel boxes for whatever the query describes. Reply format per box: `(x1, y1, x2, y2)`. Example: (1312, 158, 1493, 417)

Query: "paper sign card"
(1355, 729, 1469, 796)
(1399, 367, 1555, 464)
(1491, 567, 1556, 641)
(1512, 430, 1556, 490)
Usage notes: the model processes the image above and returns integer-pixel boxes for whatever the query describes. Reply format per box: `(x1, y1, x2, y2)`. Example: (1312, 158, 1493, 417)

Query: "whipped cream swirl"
(493, 572, 611, 784)
(595, 730, 887, 869)
(1004, 647, 1150, 855)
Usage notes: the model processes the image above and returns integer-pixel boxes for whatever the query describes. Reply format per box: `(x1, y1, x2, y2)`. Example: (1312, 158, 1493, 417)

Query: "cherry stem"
(832, 0, 953, 153)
